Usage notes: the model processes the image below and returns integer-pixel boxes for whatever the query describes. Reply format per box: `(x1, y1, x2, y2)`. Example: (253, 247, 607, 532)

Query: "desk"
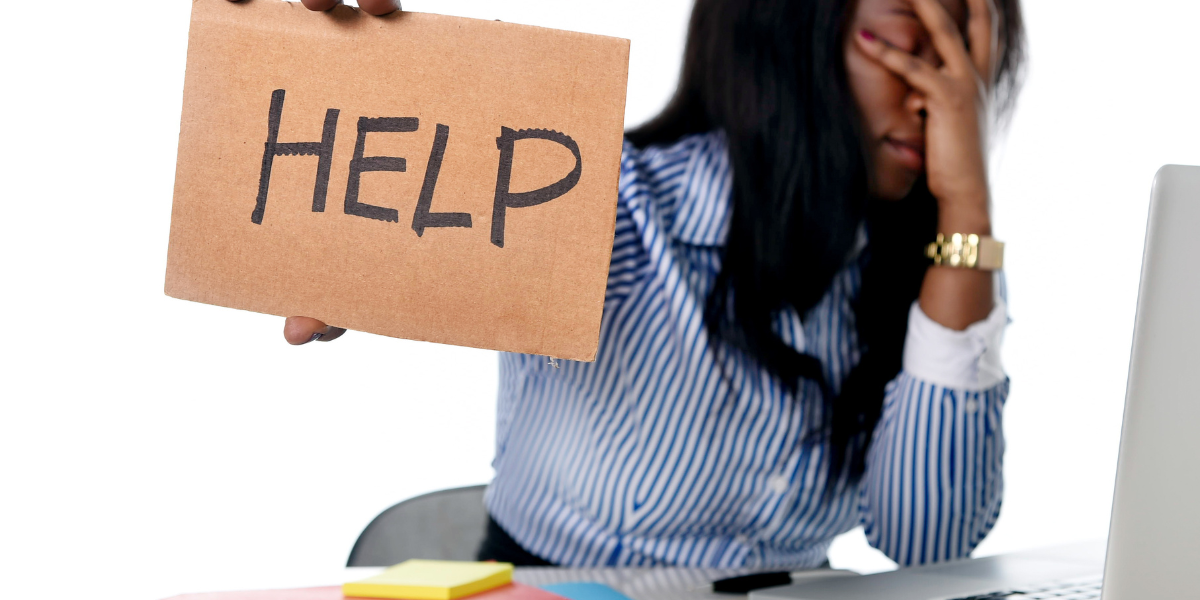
(164, 566, 856, 600)
(518, 567, 853, 600)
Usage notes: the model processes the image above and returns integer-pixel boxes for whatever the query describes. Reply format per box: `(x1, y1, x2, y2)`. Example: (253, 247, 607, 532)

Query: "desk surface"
(164, 544, 1105, 600)
(165, 566, 855, 600)
(519, 566, 853, 600)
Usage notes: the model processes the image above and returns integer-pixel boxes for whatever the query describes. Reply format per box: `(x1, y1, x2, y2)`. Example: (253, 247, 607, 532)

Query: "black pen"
(712, 571, 793, 594)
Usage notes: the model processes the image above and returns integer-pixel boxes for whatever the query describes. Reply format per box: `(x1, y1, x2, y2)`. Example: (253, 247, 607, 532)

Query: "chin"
(870, 165, 919, 201)
(871, 181, 917, 202)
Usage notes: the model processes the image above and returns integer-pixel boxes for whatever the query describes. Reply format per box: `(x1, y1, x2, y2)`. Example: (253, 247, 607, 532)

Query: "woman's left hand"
(855, 0, 998, 217)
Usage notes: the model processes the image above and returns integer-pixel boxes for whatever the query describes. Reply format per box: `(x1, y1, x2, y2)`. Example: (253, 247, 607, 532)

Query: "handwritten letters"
(252, 90, 583, 248)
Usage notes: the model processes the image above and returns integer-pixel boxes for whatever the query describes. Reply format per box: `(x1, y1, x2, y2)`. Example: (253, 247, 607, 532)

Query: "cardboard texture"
(166, 0, 630, 360)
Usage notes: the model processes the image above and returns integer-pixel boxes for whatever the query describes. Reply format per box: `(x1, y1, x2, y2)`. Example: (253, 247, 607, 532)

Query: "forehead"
(854, 0, 969, 28)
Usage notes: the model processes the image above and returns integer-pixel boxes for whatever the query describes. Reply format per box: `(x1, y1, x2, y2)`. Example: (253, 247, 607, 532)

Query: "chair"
(346, 484, 490, 567)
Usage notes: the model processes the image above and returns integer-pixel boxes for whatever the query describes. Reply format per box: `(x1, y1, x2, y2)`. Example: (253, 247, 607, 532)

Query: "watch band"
(925, 233, 1004, 270)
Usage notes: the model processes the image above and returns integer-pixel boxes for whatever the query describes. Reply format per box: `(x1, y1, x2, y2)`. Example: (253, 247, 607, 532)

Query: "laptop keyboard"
(950, 575, 1103, 600)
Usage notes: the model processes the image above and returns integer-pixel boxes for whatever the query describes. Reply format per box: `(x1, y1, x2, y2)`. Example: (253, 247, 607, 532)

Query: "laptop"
(753, 164, 1200, 600)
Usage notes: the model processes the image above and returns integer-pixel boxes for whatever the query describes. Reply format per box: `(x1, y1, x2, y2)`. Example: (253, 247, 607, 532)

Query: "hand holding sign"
(222, 0, 396, 346)
(214, 1, 588, 349)
(166, 0, 629, 360)
(306, 0, 398, 14)
(223, 0, 400, 16)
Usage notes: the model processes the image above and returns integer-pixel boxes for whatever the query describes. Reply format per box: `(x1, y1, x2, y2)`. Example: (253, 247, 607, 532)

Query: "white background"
(2, 1, 1199, 599)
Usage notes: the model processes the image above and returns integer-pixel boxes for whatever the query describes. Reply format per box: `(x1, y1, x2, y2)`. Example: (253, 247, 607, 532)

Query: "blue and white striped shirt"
(486, 131, 1009, 569)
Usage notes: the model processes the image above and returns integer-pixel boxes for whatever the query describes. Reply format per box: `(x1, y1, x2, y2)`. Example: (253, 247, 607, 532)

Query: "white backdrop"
(2, 1, 1199, 599)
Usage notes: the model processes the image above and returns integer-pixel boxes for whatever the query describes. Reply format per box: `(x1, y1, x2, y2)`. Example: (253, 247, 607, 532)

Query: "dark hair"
(626, 0, 1025, 487)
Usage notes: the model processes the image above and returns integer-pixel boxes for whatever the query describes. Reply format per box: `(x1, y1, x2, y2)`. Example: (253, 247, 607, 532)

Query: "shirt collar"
(668, 131, 733, 247)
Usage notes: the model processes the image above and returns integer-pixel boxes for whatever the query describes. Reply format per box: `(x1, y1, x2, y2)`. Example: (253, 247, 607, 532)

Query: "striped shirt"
(485, 131, 1009, 569)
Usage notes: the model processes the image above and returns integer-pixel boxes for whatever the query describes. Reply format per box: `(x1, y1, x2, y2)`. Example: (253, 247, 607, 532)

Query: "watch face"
(927, 234, 1002, 270)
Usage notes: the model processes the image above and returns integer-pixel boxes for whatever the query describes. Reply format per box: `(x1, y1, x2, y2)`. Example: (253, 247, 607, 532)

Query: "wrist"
(936, 202, 992, 236)
(926, 233, 1004, 270)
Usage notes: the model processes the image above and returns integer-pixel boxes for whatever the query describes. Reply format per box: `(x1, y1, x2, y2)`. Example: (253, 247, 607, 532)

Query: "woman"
(281, 0, 1024, 569)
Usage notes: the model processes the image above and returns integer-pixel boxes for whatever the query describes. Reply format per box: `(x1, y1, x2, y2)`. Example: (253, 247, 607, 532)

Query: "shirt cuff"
(901, 296, 1008, 390)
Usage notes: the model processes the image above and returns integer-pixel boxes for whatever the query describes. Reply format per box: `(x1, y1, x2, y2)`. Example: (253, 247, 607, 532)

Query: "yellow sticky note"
(343, 560, 514, 600)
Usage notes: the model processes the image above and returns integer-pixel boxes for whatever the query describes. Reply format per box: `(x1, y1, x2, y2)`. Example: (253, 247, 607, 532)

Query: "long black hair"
(626, 0, 1025, 487)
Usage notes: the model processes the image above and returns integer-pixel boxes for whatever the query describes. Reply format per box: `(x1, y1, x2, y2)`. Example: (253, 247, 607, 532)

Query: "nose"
(904, 89, 927, 122)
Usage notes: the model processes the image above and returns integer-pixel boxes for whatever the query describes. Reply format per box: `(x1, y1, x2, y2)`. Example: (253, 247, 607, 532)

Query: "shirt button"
(768, 475, 789, 493)
(965, 399, 980, 414)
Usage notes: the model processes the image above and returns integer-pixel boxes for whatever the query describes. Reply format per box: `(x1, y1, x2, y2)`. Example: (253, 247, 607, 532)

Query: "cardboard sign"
(165, 0, 630, 361)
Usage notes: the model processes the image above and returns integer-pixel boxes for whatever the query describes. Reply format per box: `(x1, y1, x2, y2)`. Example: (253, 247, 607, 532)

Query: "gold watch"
(925, 233, 1005, 270)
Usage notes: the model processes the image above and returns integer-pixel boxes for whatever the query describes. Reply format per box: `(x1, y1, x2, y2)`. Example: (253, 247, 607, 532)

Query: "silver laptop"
(753, 165, 1200, 600)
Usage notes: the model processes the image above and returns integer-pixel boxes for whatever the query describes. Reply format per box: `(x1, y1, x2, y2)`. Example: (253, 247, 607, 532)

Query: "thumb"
(300, 0, 343, 11)
(284, 317, 347, 345)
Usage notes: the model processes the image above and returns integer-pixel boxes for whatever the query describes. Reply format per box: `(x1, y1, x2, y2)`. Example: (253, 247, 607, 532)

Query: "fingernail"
(860, 29, 877, 41)
(308, 332, 324, 344)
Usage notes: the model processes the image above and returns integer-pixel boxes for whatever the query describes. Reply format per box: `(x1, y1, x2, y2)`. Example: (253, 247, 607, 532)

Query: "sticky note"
(537, 583, 633, 600)
(342, 560, 513, 600)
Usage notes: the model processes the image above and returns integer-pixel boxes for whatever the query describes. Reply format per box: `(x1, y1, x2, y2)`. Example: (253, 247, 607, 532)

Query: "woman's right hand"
(225, 0, 400, 17)
(224, 0, 397, 343)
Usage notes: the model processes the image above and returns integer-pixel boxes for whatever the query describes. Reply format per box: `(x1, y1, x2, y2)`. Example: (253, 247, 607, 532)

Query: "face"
(845, 0, 969, 200)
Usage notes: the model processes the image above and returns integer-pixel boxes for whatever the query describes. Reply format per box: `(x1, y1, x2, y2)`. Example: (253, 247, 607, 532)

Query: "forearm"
(861, 370, 1008, 565)
(865, 250, 1010, 565)
(919, 198, 994, 330)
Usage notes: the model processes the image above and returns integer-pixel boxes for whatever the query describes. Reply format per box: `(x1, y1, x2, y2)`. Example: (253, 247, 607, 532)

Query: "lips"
(883, 136, 925, 171)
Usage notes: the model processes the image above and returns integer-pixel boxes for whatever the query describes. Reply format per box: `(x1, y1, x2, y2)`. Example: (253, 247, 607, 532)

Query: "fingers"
(357, 0, 399, 15)
(300, 0, 397, 16)
(301, 0, 341, 10)
(856, 30, 940, 93)
(909, 0, 971, 74)
(284, 316, 348, 345)
(966, 0, 1000, 87)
